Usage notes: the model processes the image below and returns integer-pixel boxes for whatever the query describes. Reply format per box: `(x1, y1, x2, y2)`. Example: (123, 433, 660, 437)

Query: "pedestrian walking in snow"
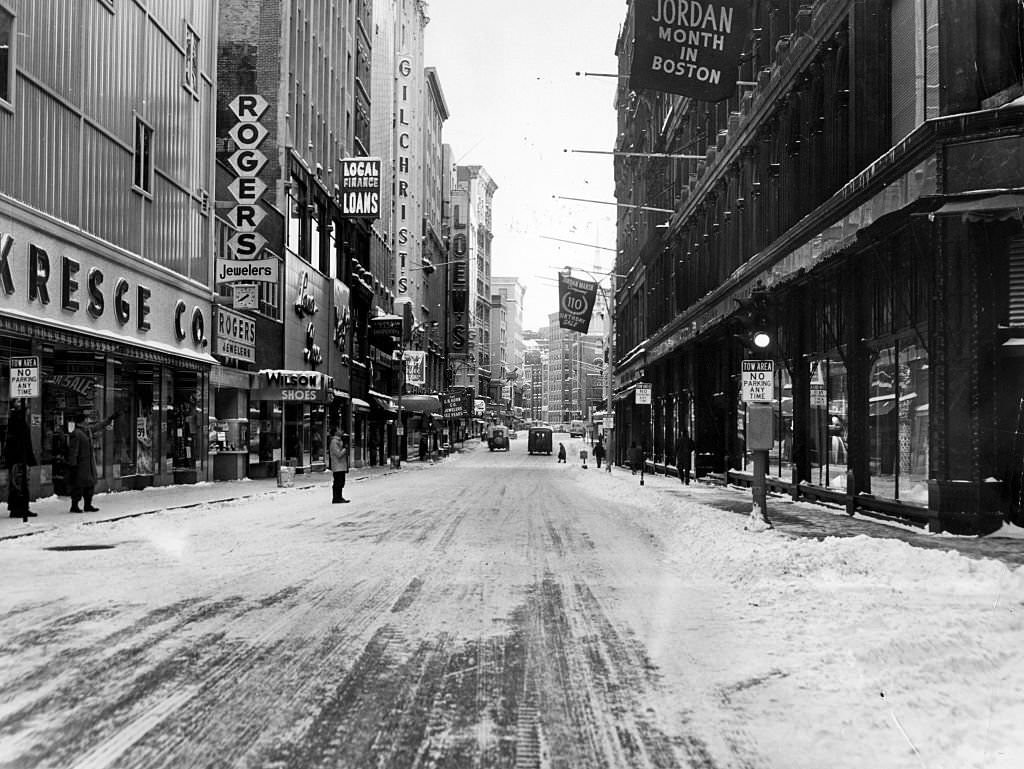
(5, 401, 37, 520)
(66, 410, 115, 513)
(593, 439, 606, 469)
(557, 443, 567, 463)
(675, 431, 692, 485)
(329, 427, 350, 503)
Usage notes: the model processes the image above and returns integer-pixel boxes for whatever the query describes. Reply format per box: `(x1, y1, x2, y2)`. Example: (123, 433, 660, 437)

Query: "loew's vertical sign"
(630, 0, 751, 102)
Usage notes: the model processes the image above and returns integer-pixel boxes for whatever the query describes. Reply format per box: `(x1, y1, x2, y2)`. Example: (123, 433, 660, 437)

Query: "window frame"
(132, 114, 154, 198)
(182, 21, 200, 98)
(0, 1, 16, 113)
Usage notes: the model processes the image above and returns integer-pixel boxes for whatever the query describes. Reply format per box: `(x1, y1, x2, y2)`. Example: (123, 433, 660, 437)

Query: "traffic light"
(734, 285, 773, 351)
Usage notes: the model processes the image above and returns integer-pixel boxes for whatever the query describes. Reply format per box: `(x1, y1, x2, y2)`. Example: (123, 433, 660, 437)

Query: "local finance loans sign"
(558, 272, 598, 333)
(630, 0, 751, 102)
(9, 356, 40, 398)
(741, 360, 775, 402)
(340, 158, 381, 218)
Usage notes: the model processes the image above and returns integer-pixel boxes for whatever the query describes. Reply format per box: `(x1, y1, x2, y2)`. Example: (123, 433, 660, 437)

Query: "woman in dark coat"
(5, 402, 37, 519)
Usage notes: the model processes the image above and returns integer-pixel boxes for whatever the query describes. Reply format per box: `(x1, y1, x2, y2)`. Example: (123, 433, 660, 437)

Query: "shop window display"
(112, 363, 158, 477)
(283, 403, 310, 467)
(167, 371, 206, 479)
(309, 404, 326, 465)
(248, 401, 282, 465)
(771, 367, 794, 479)
(869, 342, 928, 504)
(809, 358, 849, 489)
(41, 353, 106, 495)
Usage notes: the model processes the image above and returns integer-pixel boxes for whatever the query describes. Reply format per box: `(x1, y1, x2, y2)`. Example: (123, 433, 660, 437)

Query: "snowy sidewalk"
(598, 463, 1024, 567)
(0, 453, 444, 542)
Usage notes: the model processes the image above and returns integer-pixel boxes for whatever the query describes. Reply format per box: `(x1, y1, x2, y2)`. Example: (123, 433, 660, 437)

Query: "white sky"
(425, 1, 626, 331)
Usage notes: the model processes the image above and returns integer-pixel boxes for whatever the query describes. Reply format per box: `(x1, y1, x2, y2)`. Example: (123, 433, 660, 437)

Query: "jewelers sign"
(214, 307, 256, 363)
(630, 0, 751, 102)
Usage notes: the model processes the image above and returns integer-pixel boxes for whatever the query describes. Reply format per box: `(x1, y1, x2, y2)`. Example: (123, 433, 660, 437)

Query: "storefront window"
(809, 358, 849, 488)
(869, 346, 897, 496)
(42, 352, 106, 493)
(248, 401, 281, 464)
(168, 371, 205, 476)
(772, 367, 793, 479)
(310, 404, 326, 464)
(112, 363, 158, 477)
(283, 403, 309, 467)
(897, 342, 929, 503)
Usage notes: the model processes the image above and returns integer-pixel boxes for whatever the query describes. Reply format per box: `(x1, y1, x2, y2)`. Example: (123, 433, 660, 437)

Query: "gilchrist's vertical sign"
(558, 272, 599, 332)
(630, 0, 751, 102)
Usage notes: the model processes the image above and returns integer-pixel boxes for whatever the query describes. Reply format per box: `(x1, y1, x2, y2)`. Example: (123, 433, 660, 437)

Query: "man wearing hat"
(66, 410, 116, 513)
(328, 425, 350, 503)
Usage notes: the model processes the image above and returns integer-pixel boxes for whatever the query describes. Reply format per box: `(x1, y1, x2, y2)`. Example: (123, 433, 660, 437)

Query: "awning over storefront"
(352, 397, 371, 412)
(332, 389, 350, 400)
(368, 390, 398, 413)
(931, 193, 1024, 222)
(398, 394, 442, 414)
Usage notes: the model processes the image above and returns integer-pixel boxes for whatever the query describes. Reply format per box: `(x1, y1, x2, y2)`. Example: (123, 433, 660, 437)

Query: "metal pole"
(395, 347, 403, 468)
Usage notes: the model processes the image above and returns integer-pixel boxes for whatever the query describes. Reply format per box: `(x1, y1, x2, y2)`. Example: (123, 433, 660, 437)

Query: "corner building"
(1, 1, 218, 503)
(614, 0, 1024, 533)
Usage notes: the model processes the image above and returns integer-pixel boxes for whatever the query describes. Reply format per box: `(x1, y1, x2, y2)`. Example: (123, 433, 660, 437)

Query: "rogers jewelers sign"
(630, 0, 751, 102)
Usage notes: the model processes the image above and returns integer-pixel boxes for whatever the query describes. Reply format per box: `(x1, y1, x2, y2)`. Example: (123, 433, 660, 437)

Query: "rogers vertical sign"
(630, 0, 750, 102)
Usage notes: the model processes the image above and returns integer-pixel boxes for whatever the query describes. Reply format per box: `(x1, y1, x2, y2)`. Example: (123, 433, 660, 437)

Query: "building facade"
(613, 0, 1024, 533)
(217, 0, 374, 475)
(452, 165, 498, 398)
(1, 0, 219, 504)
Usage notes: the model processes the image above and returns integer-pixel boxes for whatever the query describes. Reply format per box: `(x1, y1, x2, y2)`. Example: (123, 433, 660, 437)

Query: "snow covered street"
(1, 439, 1022, 768)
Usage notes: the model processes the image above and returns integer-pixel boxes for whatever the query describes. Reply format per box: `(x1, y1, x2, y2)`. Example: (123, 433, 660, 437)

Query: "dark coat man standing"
(328, 427, 350, 503)
(5, 401, 37, 520)
(66, 411, 115, 513)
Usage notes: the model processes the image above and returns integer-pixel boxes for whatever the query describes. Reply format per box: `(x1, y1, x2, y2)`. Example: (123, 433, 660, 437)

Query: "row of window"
(0, 2, 199, 196)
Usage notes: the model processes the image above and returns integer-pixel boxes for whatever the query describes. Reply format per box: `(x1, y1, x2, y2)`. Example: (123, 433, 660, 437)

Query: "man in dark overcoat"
(67, 411, 115, 513)
(5, 401, 37, 520)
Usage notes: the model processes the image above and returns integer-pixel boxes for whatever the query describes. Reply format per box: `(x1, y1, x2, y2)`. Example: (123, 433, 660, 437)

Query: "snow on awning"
(368, 390, 398, 413)
(931, 193, 1024, 222)
(399, 394, 442, 414)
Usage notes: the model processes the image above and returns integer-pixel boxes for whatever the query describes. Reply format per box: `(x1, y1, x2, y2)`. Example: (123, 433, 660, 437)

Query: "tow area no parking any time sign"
(741, 360, 774, 402)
